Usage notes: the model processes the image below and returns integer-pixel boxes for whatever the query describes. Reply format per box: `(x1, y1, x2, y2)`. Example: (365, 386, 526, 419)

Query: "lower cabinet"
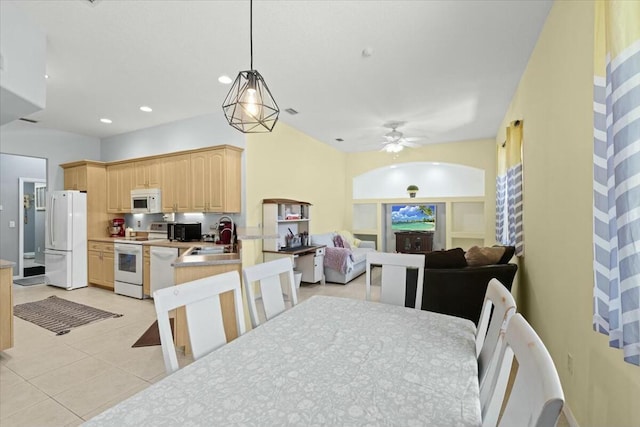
(0, 265, 14, 351)
(88, 241, 114, 289)
(143, 246, 150, 297)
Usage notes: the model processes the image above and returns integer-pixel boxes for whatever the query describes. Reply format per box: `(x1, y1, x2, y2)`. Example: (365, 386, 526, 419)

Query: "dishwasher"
(150, 246, 179, 297)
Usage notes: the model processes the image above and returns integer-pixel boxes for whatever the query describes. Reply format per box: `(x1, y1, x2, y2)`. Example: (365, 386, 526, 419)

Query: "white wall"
(0, 120, 101, 191)
(100, 113, 244, 161)
(353, 162, 485, 199)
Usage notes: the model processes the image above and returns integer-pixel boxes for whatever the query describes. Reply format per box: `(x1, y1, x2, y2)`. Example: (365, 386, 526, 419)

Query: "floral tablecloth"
(84, 295, 480, 426)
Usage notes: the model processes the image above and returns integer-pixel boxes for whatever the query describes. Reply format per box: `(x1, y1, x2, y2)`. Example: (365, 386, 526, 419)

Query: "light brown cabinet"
(107, 163, 133, 213)
(190, 147, 242, 213)
(88, 241, 114, 289)
(133, 158, 162, 190)
(0, 263, 14, 351)
(63, 165, 88, 191)
(161, 154, 191, 212)
(143, 246, 150, 297)
(61, 161, 108, 239)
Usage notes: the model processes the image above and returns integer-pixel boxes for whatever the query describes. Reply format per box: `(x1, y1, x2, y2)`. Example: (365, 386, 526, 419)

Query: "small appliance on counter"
(168, 222, 202, 242)
(217, 216, 235, 245)
(110, 218, 125, 237)
(201, 233, 216, 242)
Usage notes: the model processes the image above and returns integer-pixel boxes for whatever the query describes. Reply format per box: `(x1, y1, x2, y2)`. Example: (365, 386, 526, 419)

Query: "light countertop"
(0, 260, 15, 269)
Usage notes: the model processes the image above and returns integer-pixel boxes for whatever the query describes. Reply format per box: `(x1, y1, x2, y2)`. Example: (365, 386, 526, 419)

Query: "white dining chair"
(476, 279, 517, 416)
(153, 270, 246, 374)
(482, 313, 564, 427)
(365, 252, 425, 309)
(242, 257, 298, 328)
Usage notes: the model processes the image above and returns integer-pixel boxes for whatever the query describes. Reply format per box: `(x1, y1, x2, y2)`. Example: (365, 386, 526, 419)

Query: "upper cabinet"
(161, 154, 191, 213)
(64, 165, 88, 191)
(106, 163, 133, 214)
(190, 146, 242, 213)
(133, 158, 162, 190)
(60, 161, 108, 239)
(77, 145, 242, 214)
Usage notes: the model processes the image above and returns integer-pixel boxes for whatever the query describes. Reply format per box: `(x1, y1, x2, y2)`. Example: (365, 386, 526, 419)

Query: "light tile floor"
(1, 274, 569, 427)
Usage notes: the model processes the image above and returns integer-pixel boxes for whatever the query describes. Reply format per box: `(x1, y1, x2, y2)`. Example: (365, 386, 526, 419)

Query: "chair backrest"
(366, 252, 425, 309)
(242, 257, 297, 328)
(477, 279, 517, 416)
(482, 313, 564, 427)
(153, 270, 246, 374)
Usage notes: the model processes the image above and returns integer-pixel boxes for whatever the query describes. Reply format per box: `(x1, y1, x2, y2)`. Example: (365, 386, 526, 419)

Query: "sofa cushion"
(465, 246, 505, 266)
(310, 233, 335, 248)
(424, 248, 467, 269)
(351, 247, 373, 264)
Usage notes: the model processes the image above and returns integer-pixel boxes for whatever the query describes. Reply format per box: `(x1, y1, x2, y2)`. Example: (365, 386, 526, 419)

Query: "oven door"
(114, 243, 143, 285)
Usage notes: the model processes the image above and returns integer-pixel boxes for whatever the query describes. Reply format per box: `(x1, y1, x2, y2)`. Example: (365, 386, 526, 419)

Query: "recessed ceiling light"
(140, 106, 153, 112)
(44, 74, 49, 79)
(100, 118, 112, 124)
(218, 75, 233, 84)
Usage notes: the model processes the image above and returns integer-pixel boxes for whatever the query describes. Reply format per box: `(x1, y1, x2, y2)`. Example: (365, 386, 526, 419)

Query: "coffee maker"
(110, 218, 125, 237)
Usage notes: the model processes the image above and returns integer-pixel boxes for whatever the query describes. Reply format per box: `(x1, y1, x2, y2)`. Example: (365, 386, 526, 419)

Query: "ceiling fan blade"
(401, 141, 421, 148)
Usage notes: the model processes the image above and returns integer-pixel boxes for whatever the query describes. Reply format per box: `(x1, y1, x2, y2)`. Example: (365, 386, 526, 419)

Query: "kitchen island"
(171, 247, 245, 355)
(0, 259, 15, 351)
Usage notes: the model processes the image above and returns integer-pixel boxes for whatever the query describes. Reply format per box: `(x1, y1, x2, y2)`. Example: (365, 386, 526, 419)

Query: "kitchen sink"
(189, 246, 225, 255)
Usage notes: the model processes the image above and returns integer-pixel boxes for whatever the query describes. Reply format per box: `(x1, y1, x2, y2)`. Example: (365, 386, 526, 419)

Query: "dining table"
(83, 295, 481, 426)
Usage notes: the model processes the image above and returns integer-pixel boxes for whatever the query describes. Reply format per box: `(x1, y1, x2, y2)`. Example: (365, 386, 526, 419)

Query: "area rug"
(13, 295, 123, 335)
(13, 275, 46, 286)
(132, 318, 174, 348)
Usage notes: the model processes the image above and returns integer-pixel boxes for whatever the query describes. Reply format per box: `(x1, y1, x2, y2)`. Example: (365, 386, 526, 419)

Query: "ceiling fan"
(380, 121, 423, 153)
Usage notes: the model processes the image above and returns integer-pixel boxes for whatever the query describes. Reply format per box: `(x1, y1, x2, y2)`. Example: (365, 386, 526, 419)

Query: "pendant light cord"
(250, 0, 253, 71)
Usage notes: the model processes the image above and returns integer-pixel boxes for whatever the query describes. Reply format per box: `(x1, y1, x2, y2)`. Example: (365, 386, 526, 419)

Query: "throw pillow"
(465, 246, 505, 267)
(333, 234, 345, 248)
(424, 248, 467, 269)
(336, 230, 362, 247)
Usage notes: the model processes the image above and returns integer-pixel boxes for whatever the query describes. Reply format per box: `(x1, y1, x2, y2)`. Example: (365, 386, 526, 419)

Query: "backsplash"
(124, 212, 243, 235)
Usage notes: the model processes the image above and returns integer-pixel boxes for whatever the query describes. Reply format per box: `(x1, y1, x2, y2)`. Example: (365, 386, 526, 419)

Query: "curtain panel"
(592, 0, 640, 366)
(496, 120, 524, 256)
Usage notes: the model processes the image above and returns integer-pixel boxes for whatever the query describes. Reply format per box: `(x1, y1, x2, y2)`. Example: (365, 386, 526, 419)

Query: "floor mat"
(13, 295, 123, 335)
(132, 318, 174, 348)
(13, 275, 46, 286)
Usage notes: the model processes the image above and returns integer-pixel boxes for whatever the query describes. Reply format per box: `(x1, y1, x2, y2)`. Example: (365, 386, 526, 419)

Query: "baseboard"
(563, 404, 580, 427)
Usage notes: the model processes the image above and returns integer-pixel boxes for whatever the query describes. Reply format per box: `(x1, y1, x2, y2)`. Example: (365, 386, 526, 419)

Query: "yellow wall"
(244, 122, 347, 266)
(498, 1, 640, 425)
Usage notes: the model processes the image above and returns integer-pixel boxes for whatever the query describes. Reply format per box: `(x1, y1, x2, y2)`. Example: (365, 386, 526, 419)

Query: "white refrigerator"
(44, 191, 88, 290)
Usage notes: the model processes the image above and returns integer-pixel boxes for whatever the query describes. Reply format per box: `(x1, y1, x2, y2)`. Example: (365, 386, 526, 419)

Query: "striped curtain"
(496, 120, 524, 256)
(592, 0, 640, 366)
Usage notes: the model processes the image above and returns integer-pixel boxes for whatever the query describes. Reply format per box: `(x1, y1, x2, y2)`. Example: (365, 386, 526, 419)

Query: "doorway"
(19, 177, 47, 278)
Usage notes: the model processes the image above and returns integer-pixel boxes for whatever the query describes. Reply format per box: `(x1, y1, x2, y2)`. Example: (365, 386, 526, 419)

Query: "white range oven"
(114, 242, 143, 299)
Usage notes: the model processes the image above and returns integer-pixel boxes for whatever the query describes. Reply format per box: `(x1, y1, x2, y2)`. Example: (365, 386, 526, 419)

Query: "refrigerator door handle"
(44, 249, 64, 256)
(49, 195, 56, 246)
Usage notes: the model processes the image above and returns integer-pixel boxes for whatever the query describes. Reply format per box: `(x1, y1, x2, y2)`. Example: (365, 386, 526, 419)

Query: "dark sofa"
(405, 246, 517, 325)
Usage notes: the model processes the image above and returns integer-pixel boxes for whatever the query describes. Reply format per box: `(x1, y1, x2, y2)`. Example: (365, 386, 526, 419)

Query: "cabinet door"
(161, 155, 191, 212)
(103, 252, 115, 289)
(88, 250, 103, 285)
(63, 166, 88, 191)
(106, 165, 119, 213)
(143, 249, 150, 297)
(118, 163, 133, 213)
(223, 148, 242, 213)
(134, 159, 162, 189)
(191, 150, 224, 212)
(172, 154, 191, 212)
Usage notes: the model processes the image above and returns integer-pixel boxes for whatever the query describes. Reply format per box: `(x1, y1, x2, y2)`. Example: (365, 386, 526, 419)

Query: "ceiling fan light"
(383, 142, 403, 153)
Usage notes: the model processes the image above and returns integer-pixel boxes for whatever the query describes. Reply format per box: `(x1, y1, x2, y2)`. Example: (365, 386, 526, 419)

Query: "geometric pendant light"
(222, 0, 279, 133)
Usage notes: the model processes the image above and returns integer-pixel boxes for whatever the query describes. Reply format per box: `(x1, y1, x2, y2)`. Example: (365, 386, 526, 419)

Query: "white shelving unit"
(262, 199, 325, 284)
(262, 199, 311, 252)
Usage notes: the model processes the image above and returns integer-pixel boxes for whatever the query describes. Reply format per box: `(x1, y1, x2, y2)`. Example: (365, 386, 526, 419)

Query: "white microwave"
(131, 189, 162, 213)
